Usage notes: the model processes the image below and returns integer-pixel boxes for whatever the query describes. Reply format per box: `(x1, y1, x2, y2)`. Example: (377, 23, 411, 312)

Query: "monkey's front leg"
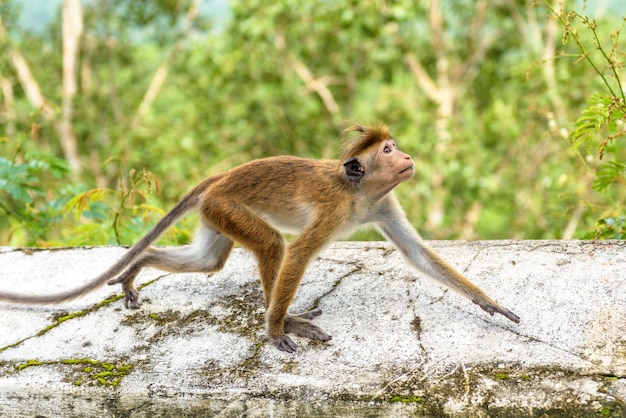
(376, 210, 520, 324)
(267, 258, 333, 352)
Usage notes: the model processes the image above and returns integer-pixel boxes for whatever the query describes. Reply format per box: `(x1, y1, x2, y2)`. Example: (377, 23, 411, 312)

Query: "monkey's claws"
(500, 308, 521, 324)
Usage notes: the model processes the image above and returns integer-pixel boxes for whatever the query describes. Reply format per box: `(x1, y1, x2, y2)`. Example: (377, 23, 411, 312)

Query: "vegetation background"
(0, 0, 624, 247)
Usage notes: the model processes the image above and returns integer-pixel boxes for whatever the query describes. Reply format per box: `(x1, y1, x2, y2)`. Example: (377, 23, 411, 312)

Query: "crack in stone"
(463, 248, 483, 274)
(308, 262, 363, 310)
(468, 311, 591, 363)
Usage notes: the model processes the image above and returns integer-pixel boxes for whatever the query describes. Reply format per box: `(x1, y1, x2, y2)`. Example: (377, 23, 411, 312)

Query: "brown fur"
(340, 124, 391, 162)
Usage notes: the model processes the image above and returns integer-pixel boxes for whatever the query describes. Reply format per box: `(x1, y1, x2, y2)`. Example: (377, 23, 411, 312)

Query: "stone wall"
(0, 241, 625, 417)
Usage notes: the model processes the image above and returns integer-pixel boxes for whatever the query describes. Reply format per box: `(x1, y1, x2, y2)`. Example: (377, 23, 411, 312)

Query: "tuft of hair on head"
(340, 123, 391, 161)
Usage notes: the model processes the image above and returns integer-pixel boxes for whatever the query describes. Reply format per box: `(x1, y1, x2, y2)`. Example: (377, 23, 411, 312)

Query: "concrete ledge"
(0, 241, 625, 417)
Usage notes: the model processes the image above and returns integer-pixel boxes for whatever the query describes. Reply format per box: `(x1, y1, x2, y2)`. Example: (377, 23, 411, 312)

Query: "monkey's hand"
(269, 335, 299, 353)
(270, 308, 332, 353)
(284, 308, 332, 341)
(473, 299, 520, 324)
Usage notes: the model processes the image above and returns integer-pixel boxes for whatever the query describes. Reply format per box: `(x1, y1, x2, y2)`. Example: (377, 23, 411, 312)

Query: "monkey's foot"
(123, 286, 141, 310)
(284, 309, 332, 342)
(108, 273, 141, 309)
(474, 300, 520, 324)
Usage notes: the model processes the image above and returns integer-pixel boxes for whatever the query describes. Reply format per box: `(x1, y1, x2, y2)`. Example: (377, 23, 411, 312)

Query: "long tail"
(0, 187, 205, 305)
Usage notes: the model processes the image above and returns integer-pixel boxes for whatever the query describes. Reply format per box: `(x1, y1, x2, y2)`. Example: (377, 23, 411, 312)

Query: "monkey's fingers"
(291, 307, 323, 321)
(474, 300, 520, 324)
(284, 315, 332, 341)
(492, 305, 520, 323)
(270, 335, 299, 353)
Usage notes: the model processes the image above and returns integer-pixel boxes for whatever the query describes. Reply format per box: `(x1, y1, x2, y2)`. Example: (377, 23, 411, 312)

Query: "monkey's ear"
(343, 157, 364, 181)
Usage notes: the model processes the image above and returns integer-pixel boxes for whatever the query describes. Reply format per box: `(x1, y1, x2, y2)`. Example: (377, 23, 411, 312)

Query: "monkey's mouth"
(399, 165, 414, 175)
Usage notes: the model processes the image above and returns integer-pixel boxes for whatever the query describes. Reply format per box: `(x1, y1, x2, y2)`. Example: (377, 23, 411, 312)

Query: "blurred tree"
(0, 0, 624, 245)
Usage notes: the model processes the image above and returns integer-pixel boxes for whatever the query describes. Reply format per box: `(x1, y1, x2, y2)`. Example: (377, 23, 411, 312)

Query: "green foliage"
(583, 216, 626, 239)
(593, 161, 626, 192)
(0, 152, 68, 203)
(546, 1, 626, 238)
(57, 168, 191, 246)
(571, 93, 612, 152)
(0, 147, 70, 245)
(571, 93, 626, 192)
(0, 137, 188, 246)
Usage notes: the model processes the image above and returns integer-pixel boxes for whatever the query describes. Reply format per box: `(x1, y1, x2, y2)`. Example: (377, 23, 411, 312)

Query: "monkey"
(0, 124, 519, 353)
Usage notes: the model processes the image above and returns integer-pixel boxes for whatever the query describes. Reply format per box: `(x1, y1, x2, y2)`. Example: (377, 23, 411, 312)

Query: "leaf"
(570, 93, 611, 149)
(592, 160, 626, 192)
(25, 150, 70, 179)
(0, 157, 37, 202)
(136, 203, 165, 226)
(61, 222, 113, 246)
(64, 188, 111, 220)
(591, 216, 626, 239)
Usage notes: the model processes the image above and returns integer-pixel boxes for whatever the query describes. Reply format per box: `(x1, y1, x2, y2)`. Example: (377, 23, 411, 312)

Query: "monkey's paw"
(269, 335, 299, 353)
(284, 312, 332, 342)
(474, 300, 520, 324)
(123, 286, 141, 310)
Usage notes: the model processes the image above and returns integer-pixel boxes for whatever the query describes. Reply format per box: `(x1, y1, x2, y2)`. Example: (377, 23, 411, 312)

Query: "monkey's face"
(358, 139, 414, 199)
(377, 139, 415, 183)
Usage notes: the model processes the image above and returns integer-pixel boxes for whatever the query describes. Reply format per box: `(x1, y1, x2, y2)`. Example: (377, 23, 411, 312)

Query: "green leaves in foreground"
(0, 153, 69, 204)
(570, 93, 625, 193)
(593, 161, 626, 192)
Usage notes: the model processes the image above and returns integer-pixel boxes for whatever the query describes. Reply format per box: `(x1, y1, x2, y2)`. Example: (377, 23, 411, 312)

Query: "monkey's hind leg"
(108, 226, 234, 309)
(284, 308, 332, 342)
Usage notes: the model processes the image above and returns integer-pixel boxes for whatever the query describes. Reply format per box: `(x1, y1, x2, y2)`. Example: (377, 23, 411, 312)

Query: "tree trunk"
(0, 75, 16, 139)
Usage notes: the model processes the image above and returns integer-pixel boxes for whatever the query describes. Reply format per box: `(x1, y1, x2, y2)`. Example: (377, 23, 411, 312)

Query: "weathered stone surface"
(0, 241, 624, 417)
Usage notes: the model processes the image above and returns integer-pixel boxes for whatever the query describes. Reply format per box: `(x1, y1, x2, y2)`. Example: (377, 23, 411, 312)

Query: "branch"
(57, 0, 84, 175)
(0, 75, 16, 138)
(0, 17, 56, 119)
(456, 0, 487, 79)
(275, 32, 340, 115)
(403, 53, 441, 103)
(428, 0, 444, 53)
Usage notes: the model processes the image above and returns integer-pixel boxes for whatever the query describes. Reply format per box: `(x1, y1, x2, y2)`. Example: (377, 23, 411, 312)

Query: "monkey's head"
(341, 124, 414, 196)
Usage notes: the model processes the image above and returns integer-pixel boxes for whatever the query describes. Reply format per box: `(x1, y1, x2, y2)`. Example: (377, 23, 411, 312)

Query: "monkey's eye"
(383, 145, 392, 153)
